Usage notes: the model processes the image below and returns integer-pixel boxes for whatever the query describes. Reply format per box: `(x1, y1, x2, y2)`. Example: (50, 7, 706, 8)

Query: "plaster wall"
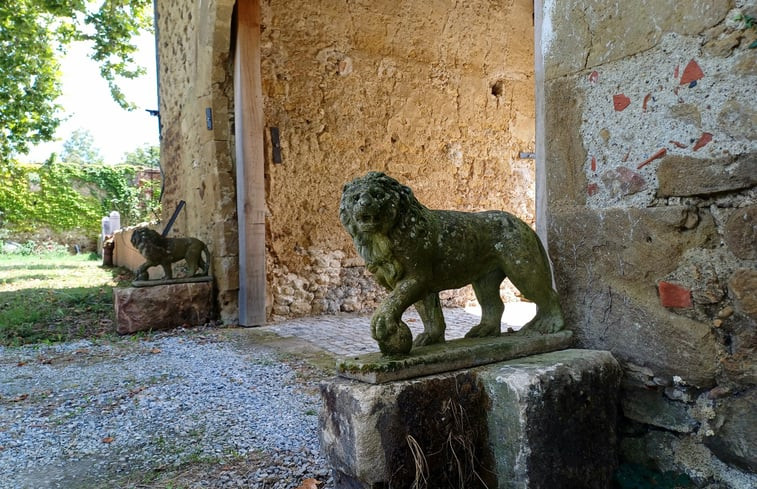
(539, 0, 756, 485)
(155, 0, 536, 322)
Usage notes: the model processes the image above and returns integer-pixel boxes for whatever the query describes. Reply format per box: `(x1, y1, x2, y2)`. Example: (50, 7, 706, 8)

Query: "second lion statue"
(130, 227, 210, 282)
(339, 171, 565, 356)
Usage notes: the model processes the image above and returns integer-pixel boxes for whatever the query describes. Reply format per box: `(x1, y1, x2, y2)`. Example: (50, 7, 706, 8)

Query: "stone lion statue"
(130, 227, 210, 282)
(339, 171, 564, 356)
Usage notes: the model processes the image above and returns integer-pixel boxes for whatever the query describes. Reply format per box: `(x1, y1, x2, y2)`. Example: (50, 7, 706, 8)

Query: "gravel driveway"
(0, 327, 335, 489)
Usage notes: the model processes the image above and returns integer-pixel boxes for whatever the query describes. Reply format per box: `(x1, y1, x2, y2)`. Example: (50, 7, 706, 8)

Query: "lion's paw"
(517, 312, 564, 336)
(371, 314, 398, 341)
(413, 332, 444, 347)
(465, 323, 501, 339)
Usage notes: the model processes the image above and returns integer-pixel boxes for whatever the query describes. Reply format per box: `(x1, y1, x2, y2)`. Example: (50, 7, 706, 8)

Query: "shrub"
(0, 161, 160, 240)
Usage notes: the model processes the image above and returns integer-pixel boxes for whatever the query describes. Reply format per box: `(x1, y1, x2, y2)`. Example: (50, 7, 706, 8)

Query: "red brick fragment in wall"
(674, 65, 680, 79)
(693, 132, 713, 151)
(613, 94, 631, 111)
(587, 183, 599, 196)
(589, 71, 599, 84)
(680, 59, 704, 85)
(642, 93, 651, 111)
(670, 140, 688, 148)
(658, 281, 693, 308)
(591, 156, 597, 172)
(637, 148, 667, 169)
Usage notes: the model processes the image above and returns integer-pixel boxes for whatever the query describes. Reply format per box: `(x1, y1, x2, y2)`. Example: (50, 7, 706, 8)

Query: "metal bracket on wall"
(270, 127, 282, 163)
(162, 200, 186, 237)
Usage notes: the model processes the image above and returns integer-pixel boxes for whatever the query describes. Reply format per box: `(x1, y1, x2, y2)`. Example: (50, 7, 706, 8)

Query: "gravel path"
(0, 329, 333, 488)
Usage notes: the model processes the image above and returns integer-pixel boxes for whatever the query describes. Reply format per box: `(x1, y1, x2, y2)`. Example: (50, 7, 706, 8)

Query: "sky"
(20, 33, 160, 164)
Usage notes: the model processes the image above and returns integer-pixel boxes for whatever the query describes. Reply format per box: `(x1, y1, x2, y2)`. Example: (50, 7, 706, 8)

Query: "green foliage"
(0, 0, 153, 160)
(0, 161, 161, 236)
(61, 128, 105, 165)
(121, 143, 159, 167)
(0, 0, 63, 158)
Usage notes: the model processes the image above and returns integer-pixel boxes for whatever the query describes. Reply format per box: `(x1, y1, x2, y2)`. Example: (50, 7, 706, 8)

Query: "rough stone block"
(656, 153, 757, 197)
(549, 207, 722, 387)
(728, 269, 757, 319)
(319, 349, 621, 489)
(115, 282, 214, 334)
(621, 389, 697, 433)
(705, 388, 757, 473)
(724, 205, 757, 261)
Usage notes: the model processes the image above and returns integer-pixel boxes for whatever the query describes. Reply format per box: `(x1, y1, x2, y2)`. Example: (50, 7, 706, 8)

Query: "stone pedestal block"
(115, 282, 214, 334)
(319, 349, 621, 489)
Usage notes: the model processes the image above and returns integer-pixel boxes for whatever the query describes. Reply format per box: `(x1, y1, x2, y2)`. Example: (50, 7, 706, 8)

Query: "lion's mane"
(339, 172, 432, 289)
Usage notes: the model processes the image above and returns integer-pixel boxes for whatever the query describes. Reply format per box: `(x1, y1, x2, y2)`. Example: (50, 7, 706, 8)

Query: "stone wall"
(540, 0, 756, 486)
(155, 0, 536, 322)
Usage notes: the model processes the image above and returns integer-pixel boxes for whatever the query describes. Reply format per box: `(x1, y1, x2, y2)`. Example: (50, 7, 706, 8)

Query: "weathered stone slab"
(656, 153, 757, 197)
(549, 207, 723, 387)
(115, 282, 213, 334)
(320, 349, 622, 489)
(336, 330, 574, 384)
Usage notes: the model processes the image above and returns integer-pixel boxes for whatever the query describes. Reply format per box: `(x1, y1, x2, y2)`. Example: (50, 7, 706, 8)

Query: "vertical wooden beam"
(234, 0, 266, 326)
(533, 0, 548, 245)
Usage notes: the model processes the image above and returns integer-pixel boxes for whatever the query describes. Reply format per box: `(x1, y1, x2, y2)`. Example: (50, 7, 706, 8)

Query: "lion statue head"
(339, 172, 431, 289)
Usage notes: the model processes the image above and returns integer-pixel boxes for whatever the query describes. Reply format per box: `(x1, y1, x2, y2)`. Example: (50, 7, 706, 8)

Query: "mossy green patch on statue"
(340, 172, 566, 356)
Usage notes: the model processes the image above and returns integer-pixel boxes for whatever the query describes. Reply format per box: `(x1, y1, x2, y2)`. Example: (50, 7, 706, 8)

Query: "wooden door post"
(234, 0, 266, 326)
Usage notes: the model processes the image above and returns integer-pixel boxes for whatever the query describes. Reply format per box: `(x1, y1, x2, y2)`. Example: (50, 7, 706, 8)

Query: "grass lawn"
(0, 252, 132, 346)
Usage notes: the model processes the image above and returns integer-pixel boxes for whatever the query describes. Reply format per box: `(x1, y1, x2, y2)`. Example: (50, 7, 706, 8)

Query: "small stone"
(693, 132, 713, 151)
(724, 205, 757, 260)
(728, 269, 757, 319)
(601, 166, 646, 197)
(613, 93, 631, 111)
(718, 306, 734, 319)
(707, 385, 731, 400)
(713, 319, 723, 328)
(637, 148, 667, 169)
(658, 281, 693, 309)
(680, 59, 704, 85)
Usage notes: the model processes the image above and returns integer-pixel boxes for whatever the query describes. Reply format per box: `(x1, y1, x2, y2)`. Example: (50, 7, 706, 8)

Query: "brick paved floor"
(264, 303, 536, 357)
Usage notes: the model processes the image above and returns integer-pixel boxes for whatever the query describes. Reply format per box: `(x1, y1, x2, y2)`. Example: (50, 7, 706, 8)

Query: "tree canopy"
(0, 0, 153, 160)
(121, 143, 159, 167)
(60, 128, 104, 165)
